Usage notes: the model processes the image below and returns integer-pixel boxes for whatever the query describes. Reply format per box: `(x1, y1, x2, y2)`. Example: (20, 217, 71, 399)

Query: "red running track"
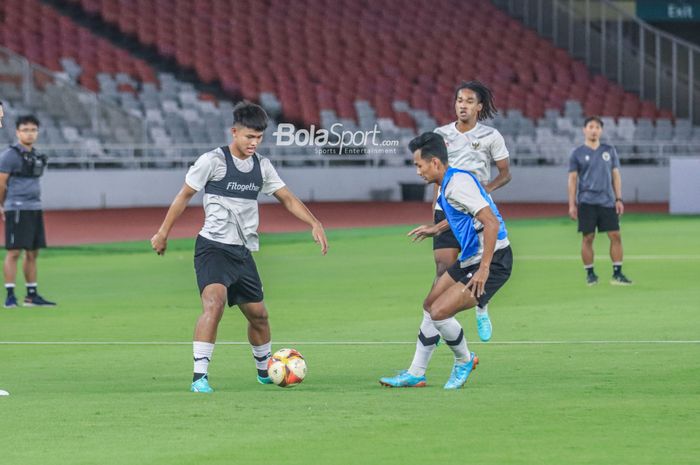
(2, 202, 668, 246)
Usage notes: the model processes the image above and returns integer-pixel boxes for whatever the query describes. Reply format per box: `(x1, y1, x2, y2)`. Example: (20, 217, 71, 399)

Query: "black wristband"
(615, 198, 623, 202)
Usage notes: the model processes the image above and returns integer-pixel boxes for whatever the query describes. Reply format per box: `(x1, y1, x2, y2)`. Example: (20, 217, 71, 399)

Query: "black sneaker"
(586, 273, 599, 286)
(23, 294, 57, 307)
(4, 295, 18, 308)
(610, 273, 633, 286)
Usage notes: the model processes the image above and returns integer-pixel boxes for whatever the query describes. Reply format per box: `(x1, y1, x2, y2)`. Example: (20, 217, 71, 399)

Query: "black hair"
(16, 114, 40, 129)
(408, 132, 448, 164)
(583, 116, 603, 127)
(232, 101, 268, 131)
(0, 100, 3, 106)
(454, 80, 498, 121)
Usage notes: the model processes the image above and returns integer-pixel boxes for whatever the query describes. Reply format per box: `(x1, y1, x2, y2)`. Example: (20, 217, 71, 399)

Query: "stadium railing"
(493, 0, 700, 125)
(38, 141, 700, 170)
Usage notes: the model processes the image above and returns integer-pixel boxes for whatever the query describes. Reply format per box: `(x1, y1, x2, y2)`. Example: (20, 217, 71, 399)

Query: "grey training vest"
(204, 146, 263, 200)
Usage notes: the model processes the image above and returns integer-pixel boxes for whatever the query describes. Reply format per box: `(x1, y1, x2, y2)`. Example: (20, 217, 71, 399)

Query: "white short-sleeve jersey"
(433, 121, 509, 211)
(185, 147, 285, 250)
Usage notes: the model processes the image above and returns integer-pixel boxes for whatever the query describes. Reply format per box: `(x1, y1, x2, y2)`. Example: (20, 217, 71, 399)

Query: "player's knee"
(429, 309, 448, 322)
(608, 231, 621, 242)
(582, 234, 595, 245)
(6, 250, 20, 261)
(249, 310, 269, 328)
(427, 302, 448, 321)
(201, 295, 225, 319)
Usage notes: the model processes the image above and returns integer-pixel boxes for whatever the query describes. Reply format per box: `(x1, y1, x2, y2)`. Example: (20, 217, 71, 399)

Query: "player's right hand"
(0, 207, 4, 222)
(464, 267, 489, 298)
(150, 232, 167, 255)
(568, 205, 577, 221)
(407, 224, 438, 242)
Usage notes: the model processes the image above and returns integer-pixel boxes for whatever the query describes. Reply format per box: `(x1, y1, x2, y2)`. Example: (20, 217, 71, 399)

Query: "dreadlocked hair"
(454, 80, 498, 121)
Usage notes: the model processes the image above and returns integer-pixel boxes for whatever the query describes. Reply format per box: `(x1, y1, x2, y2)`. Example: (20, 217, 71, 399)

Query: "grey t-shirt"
(568, 143, 620, 208)
(0, 144, 42, 211)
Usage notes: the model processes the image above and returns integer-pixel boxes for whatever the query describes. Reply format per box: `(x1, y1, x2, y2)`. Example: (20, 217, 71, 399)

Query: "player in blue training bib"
(380, 132, 513, 390)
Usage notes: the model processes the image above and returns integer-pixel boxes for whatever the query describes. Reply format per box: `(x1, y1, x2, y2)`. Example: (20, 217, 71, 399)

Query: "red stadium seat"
(0, 0, 671, 128)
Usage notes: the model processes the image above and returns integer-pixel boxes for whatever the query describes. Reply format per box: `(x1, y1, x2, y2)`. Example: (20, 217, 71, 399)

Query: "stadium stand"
(1, 0, 699, 165)
(0, 0, 240, 155)
(60, 0, 674, 125)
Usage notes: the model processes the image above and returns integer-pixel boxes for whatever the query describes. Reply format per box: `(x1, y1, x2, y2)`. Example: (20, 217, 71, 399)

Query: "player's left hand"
(312, 222, 328, 255)
(615, 200, 624, 216)
(464, 267, 489, 298)
(407, 224, 439, 242)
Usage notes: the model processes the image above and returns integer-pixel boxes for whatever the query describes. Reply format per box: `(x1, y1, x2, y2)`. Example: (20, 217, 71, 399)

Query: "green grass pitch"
(1, 214, 699, 464)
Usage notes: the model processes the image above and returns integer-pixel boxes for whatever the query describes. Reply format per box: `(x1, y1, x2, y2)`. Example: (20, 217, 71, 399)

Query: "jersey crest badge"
(602, 151, 610, 161)
(471, 140, 481, 150)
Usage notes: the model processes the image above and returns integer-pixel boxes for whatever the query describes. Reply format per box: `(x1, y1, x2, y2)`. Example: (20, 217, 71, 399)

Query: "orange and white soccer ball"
(267, 348, 307, 388)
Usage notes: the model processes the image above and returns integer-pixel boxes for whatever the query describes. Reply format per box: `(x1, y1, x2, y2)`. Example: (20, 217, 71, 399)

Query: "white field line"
(0, 340, 698, 346)
(517, 254, 700, 260)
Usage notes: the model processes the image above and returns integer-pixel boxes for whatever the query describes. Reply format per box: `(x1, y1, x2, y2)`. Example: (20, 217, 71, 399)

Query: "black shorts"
(194, 235, 264, 306)
(446, 246, 513, 308)
(4, 210, 47, 250)
(433, 209, 461, 250)
(578, 203, 620, 234)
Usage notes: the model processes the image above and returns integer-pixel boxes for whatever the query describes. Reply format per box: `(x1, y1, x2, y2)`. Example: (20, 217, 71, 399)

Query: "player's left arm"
(612, 168, 623, 215)
(464, 206, 499, 298)
(273, 187, 328, 255)
(484, 132, 512, 194)
(408, 219, 450, 242)
(610, 147, 623, 215)
(484, 158, 511, 193)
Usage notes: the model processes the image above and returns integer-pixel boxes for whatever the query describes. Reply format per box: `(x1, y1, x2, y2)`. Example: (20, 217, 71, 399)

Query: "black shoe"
(586, 273, 599, 286)
(23, 294, 57, 307)
(4, 295, 18, 308)
(610, 273, 633, 286)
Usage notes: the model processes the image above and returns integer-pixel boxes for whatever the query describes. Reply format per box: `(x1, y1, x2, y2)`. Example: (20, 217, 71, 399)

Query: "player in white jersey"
(411, 81, 511, 342)
(151, 102, 328, 393)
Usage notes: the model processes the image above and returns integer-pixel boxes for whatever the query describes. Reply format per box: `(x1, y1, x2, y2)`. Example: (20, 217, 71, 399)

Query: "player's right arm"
(465, 205, 499, 298)
(152, 152, 213, 255)
(151, 183, 197, 255)
(442, 173, 493, 297)
(0, 172, 9, 221)
(567, 149, 579, 221)
(567, 172, 578, 221)
(0, 149, 17, 222)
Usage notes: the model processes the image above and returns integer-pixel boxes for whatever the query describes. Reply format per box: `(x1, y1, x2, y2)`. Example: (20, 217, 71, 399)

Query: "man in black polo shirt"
(0, 114, 56, 307)
(568, 116, 632, 286)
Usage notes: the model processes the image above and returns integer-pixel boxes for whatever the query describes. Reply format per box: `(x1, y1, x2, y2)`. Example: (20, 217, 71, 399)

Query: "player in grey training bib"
(151, 102, 328, 393)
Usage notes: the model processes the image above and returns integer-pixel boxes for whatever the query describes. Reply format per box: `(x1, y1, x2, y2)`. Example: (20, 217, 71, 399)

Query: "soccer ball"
(267, 348, 307, 388)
